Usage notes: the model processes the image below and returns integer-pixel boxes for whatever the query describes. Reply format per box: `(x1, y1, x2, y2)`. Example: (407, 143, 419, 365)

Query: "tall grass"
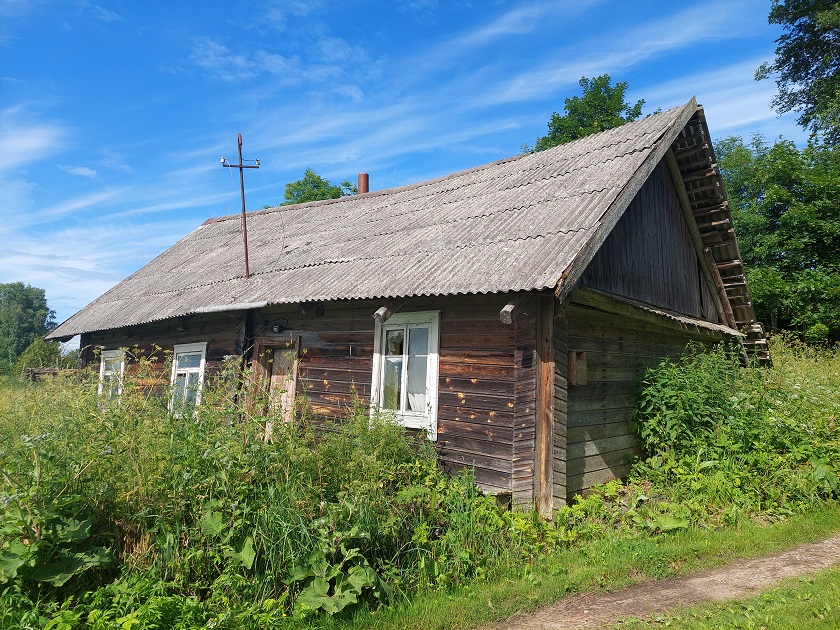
(0, 360, 558, 628)
(0, 337, 838, 628)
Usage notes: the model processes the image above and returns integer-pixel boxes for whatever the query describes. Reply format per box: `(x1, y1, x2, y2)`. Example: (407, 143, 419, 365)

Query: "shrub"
(631, 337, 840, 517)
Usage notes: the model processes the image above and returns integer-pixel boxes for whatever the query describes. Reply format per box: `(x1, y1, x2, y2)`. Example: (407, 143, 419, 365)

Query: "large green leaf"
(199, 510, 225, 538)
(57, 517, 93, 543)
(0, 548, 27, 580)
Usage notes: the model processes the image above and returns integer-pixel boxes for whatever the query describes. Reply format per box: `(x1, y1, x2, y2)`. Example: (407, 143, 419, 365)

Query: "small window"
(371, 311, 440, 439)
(170, 342, 207, 411)
(98, 349, 125, 399)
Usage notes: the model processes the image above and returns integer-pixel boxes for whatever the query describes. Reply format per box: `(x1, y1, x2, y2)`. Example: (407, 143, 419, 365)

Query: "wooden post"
(534, 294, 555, 518)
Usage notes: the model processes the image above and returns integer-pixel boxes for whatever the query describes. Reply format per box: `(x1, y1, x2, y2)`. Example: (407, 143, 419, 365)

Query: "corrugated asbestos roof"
(49, 100, 703, 339)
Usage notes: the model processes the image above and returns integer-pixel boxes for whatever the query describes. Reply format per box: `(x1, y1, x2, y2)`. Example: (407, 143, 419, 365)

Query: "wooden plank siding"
(579, 160, 719, 323)
(563, 294, 728, 498)
(552, 305, 569, 511)
(83, 294, 533, 498)
(81, 311, 248, 389)
(512, 300, 537, 505)
(533, 295, 555, 517)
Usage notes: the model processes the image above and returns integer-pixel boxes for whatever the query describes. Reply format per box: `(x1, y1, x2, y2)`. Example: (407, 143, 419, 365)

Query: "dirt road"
(491, 533, 840, 629)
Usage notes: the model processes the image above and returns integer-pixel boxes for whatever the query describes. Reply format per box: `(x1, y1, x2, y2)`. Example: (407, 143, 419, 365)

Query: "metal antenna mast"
(221, 133, 260, 279)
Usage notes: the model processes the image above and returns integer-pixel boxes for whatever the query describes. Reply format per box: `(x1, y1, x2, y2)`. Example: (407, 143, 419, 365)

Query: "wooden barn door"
(251, 338, 299, 440)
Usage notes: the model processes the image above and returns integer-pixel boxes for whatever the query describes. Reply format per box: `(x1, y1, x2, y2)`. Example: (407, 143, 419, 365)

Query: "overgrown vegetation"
(1, 337, 838, 628)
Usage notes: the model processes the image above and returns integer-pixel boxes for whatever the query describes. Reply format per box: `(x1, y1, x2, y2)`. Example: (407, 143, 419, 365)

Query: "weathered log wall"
(81, 311, 247, 384)
(257, 295, 534, 496)
(84, 294, 536, 498)
(562, 290, 729, 499)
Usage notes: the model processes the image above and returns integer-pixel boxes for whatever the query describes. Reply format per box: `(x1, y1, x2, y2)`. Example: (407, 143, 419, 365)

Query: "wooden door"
(251, 338, 299, 441)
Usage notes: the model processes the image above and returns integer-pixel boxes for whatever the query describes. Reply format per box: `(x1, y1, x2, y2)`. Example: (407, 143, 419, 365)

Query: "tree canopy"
(0, 282, 57, 374)
(756, 0, 840, 144)
(717, 135, 840, 343)
(282, 169, 357, 206)
(531, 75, 646, 151)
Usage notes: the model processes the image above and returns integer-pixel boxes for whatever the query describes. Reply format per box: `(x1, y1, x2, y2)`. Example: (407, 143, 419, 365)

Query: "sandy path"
(490, 533, 840, 629)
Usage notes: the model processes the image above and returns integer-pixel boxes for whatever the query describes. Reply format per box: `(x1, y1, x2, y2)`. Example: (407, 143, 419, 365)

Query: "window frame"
(370, 311, 440, 440)
(98, 349, 125, 399)
(170, 342, 208, 411)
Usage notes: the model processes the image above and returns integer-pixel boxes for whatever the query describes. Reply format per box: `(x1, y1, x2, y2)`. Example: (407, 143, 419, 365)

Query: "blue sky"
(1, 0, 804, 332)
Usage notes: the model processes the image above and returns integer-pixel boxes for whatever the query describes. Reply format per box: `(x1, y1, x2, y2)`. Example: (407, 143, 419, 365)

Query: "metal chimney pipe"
(357, 173, 369, 194)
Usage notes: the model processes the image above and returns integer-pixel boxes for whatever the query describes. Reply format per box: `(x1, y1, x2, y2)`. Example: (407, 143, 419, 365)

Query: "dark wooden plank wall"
(80, 294, 536, 497)
(256, 294, 532, 496)
(552, 307, 569, 509)
(81, 311, 247, 378)
(564, 297, 726, 497)
(512, 302, 537, 504)
(579, 161, 718, 322)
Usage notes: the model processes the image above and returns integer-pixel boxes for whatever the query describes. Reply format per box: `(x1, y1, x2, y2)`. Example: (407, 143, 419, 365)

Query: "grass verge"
(321, 502, 840, 629)
(617, 566, 840, 629)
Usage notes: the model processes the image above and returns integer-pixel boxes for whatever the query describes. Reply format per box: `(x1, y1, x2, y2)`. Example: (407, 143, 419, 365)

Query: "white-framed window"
(170, 342, 207, 411)
(370, 311, 440, 440)
(98, 349, 125, 399)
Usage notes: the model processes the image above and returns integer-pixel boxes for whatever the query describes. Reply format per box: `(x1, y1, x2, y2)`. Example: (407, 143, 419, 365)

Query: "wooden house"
(48, 99, 767, 516)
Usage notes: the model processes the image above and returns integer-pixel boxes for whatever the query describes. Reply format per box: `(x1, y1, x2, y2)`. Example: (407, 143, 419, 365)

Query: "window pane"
(406, 355, 427, 412)
(408, 327, 428, 357)
(184, 372, 199, 406)
(385, 329, 404, 355)
(176, 352, 202, 369)
(103, 374, 117, 399)
(103, 358, 120, 374)
(382, 357, 402, 410)
(174, 373, 187, 405)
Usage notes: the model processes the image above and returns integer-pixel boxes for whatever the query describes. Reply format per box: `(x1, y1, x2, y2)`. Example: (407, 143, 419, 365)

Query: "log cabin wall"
(250, 293, 534, 497)
(81, 293, 533, 497)
(80, 311, 247, 382)
(512, 300, 537, 505)
(579, 160, 719, 323)
(563, 290, 728, 498)
(552, 306, 569, 510)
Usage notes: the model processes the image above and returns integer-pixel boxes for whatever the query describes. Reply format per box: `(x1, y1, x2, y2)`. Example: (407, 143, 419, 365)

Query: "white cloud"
(637, 58, 808, 143)
(59, 165, 97, 178)
(83, 3, 122, 23)
(188, 37, 262, 82)
(98, 148, 133, 173)
(0, 108, 66, 169)
(486, 2, 767, 105)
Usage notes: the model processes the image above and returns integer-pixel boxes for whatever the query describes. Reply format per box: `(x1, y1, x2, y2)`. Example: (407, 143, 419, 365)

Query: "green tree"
(531, 75, 646, 151)
(0, 283, 56, 374)
(717, 135, 840, 342)
(282, 169, 357, 206)
(14, 338, 62, 374)
(756, 0, 840, 144)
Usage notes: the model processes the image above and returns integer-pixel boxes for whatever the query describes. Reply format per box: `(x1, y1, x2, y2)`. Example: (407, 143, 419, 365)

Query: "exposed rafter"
(670, 108, 769, 362)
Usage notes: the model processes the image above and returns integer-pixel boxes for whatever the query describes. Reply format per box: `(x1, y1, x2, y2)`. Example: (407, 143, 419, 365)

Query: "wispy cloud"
(98, 148, 133, 173)
(82, 3, 122, 23)
(59, 165, 97, 178)
(21, 188, 126, 226)
(487, 2, 766, 105)
(639, 58, 806, 142)
(0, 108, 66, 169)
(257, 0, 323, 33)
